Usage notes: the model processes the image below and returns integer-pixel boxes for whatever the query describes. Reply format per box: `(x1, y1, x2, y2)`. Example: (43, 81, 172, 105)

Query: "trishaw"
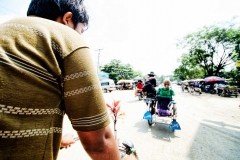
(143, 95, 181, 131)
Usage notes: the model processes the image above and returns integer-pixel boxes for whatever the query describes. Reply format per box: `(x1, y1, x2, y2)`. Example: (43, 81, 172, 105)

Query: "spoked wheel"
(138, 95, 141, 101)
(148, 119, 153, 126)
(148, 104, 154, 126)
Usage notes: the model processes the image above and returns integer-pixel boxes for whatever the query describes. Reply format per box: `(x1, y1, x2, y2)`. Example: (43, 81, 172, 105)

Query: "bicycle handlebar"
(60, 137, 138, 159)
(119, 140, 138, 159)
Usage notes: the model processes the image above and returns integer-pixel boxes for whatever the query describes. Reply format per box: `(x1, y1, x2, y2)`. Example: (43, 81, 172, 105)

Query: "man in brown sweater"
(0, 0, 137, 160)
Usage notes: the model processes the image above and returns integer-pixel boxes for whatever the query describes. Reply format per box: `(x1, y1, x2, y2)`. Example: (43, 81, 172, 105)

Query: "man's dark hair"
(27, 0, 89, 29)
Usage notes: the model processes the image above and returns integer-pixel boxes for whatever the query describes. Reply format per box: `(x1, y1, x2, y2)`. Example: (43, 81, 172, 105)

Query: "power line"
(0, 10, 8, 14)
(0, 5, 22, 15)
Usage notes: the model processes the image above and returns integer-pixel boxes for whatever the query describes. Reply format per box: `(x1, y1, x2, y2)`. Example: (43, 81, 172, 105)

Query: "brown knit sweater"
(0, 17, 109, 160)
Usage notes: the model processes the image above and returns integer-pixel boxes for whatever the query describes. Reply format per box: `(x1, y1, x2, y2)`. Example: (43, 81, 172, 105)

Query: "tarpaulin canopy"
(204, 76, 225, 83)
(193, 78, 204, 82)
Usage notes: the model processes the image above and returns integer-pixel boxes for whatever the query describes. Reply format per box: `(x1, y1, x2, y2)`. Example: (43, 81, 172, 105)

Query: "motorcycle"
(184, 85, 189, 92)
(137, 90, 144, 100)
(189, 86, 202, 95)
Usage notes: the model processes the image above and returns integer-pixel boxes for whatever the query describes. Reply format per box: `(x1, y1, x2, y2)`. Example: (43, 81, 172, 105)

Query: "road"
(58, 84, 240, 160)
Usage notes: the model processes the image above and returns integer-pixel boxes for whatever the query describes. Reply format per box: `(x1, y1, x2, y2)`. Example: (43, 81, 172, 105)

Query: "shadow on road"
(188, 119, 240, 160)
(203, 119, 240, 130)
(133, 119, 180, 142)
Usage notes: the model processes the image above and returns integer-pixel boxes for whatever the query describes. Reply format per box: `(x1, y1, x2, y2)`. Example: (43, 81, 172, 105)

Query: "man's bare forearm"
(77, 126, 121, 160)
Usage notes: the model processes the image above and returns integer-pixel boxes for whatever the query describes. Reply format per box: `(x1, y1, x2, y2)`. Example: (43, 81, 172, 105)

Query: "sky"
(1, 0, 240, 76)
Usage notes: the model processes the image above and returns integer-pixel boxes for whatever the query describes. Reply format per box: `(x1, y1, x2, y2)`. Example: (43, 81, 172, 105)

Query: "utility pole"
(95, 49, 103, 74)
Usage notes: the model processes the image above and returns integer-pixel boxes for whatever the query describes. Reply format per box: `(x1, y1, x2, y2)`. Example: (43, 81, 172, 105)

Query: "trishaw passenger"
(156, 79, 177, 120)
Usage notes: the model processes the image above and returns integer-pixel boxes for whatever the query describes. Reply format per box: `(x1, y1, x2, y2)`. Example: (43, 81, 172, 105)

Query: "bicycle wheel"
(148, 119, 153, 126)
(138, 95, 141, 100)
(148, 103, 154, 126)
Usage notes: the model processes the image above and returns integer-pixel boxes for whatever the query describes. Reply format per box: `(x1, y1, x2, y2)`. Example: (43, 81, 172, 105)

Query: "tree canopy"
(175, 21, 240, 81)
(100, 59, 143, 83)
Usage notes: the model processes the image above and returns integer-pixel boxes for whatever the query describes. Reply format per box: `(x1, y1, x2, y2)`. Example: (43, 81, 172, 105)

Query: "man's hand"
(60, 133, 76, 149)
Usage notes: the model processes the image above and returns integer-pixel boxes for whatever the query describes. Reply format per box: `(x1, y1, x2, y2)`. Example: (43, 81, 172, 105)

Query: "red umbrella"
(204, 76, 225, 83)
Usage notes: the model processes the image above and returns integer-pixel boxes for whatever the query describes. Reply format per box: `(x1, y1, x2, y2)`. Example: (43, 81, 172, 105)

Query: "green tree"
(101, 59, 142, 83)
(178, 21, 240, 77)
(223, 68, 240, 86)
(173, 54, 205, 80)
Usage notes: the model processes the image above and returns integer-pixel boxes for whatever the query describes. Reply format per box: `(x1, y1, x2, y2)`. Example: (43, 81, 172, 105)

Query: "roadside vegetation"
(174, 20, 240, 86)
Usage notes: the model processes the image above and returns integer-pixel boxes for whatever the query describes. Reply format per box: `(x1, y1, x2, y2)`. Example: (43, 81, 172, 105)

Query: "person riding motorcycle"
(135, 80, 144, 96)
(142, 72, 157, 114)
(146, 71, 157, 87)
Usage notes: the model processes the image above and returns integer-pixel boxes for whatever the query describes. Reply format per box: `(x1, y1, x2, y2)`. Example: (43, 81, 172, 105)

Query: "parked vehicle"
(177, 82, 182, 86)
(100, 79, 116, 93)
(184, 85, 189, 92)
(115, 84, 122, 90)
(205, 84, 215, 93)
(189, 86, 202, 95)
(238, 87, 240, 94)
(117, 80, 135, 90)
(217, 86, 239, 98)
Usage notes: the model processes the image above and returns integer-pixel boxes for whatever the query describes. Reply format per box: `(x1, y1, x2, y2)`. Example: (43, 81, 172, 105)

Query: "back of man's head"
(27, 0, 89, 28)
(145, 77, 155, 86)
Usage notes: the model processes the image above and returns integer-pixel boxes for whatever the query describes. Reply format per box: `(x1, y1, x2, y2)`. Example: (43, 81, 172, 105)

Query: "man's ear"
(62, 12, 74, 28)
(55, 12, 74, 28)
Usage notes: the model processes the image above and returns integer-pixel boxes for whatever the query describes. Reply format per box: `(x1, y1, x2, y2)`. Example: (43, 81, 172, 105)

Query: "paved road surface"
(58, 84, 240, 160)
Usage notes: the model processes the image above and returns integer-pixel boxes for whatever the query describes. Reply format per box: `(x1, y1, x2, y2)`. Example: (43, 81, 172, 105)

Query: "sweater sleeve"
(63, 48, 110, 131)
